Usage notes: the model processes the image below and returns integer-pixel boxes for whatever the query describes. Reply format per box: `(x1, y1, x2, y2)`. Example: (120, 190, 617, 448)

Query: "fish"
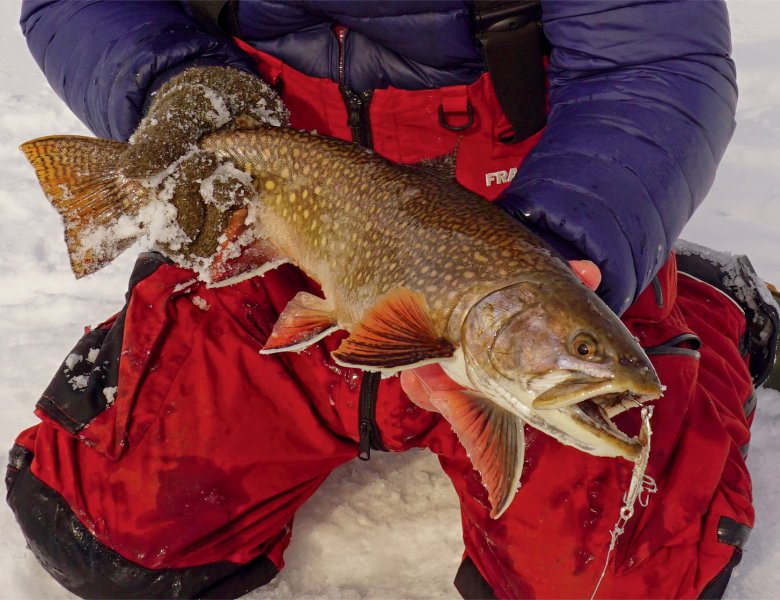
(20, 121, 663, 518)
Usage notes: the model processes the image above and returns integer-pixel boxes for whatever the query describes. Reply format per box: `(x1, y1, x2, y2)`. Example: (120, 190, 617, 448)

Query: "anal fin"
(332, 288, 454, 371)
(208, 207, 288, 286)
(260, 292, 338, 353)
(429, 390, 525, 519)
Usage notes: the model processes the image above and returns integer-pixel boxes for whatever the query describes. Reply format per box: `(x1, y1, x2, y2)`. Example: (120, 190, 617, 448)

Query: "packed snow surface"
(1, 1, 780, 598)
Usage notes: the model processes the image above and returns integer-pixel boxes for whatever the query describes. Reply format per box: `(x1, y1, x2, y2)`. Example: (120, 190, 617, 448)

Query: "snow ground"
(1, 1, 779, 598)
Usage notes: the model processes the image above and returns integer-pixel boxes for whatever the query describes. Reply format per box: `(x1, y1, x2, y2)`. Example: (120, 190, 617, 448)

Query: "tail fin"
(20, 135, 143, 278)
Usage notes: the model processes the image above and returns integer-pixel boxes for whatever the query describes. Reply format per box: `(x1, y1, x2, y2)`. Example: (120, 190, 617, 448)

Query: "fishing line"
(589, 405, 656, 600)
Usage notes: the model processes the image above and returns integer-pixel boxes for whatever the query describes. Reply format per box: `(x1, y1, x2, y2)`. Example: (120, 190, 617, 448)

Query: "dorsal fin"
(260, 292, 338, 353)
(331, 288, 454, 371)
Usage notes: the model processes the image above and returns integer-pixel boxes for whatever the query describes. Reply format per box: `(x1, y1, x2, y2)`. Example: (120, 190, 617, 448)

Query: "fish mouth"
(532, 377, 663, 460)
(567, 396, 643, 459)
(464, 353, 663, 461)
(477, 375, 652, 462)
(532, 375, 661, 411)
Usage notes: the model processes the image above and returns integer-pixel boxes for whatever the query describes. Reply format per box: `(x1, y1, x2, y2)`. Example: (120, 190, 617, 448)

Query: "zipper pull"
(342, 88, 374, 148)
(343, 89, 362, 131)
(358, 419, 372, 461)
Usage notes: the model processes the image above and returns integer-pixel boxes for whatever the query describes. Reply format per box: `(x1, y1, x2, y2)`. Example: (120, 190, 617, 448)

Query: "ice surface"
(1, 1, 780, 598)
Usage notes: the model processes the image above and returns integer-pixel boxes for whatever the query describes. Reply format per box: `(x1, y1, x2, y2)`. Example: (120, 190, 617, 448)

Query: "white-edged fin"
(260, 292, 339, 353)
(332, 288, 455, 371)
(207, 207, 289, 285)
(207, 258, 289, 289)
(429, 389, 524, 519)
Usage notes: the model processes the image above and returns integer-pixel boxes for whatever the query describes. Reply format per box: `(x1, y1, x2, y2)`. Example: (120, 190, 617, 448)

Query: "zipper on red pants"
(358, 371, 385, 460)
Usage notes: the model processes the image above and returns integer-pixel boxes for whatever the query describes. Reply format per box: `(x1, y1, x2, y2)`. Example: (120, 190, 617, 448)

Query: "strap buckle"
(439, 102, 474, 132)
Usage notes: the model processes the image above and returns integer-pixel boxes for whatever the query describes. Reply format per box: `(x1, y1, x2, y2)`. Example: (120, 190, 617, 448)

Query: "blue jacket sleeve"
(495, 0, 738, 314)
(20, 0, 258, 141)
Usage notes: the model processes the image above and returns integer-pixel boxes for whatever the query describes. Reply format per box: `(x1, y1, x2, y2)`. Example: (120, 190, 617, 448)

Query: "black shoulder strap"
(188, 0, 239, 36)
(473, 0, 547, 144)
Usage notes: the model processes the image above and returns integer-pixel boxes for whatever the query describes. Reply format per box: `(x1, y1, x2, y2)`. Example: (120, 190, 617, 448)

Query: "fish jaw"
(444, 345, 639, 461)
(531, 366, 663, 412)
(465, 359, 645, 460)
(526, 349, 663, 455)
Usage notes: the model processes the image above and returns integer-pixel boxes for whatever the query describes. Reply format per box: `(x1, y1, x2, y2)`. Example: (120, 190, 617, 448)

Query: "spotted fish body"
(201, 127, 562, 333)
(21, 123, 664, 518)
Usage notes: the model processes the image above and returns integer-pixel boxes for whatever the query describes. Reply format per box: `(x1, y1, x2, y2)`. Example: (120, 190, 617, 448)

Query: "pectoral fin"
(331, 288, 454, 371)
(260, 292, 339, 353)
(208, 208, 288, 286)
(429, 390, 524, 519)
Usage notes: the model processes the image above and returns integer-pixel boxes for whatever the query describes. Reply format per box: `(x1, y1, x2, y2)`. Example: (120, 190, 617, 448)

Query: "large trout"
(21, 122, 663, 518)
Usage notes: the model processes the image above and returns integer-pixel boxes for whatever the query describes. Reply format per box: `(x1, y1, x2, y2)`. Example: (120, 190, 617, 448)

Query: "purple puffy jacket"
(19, 0, 737, 313)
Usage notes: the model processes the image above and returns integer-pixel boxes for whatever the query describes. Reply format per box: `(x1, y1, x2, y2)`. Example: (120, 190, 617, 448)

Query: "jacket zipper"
(334, 25, 374, 149)
(335, 24, 348, 85)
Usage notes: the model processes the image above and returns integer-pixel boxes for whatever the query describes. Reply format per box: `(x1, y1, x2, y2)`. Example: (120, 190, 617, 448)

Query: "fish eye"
(571, 333, 600, 361)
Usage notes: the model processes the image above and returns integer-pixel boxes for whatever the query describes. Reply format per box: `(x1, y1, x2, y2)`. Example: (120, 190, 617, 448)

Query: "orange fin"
(331, 289, 454, 371)
(429, 390, 524, 519)
(20, 135, 141, 278)
(400, 365, 465, 413)
(208, 208, 288, 286)
(260, 292, 339, 353)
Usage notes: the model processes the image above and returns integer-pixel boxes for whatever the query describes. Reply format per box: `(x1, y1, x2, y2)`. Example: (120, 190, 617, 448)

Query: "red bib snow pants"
(7, 51, 756, 599)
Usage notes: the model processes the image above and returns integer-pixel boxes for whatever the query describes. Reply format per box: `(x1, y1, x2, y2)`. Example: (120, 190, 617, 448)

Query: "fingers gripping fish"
(20, 121, 663, 518)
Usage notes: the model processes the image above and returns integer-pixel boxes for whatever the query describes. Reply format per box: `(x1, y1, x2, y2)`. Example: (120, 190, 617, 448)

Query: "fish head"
(454, 275, 663, 461)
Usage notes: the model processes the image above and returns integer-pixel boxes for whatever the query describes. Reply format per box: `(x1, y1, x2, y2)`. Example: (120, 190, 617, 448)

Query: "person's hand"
(568, 259, 601, 291)
(119, 67, 289, 258)
(401, 259, 602, 408)
(122, 66, 288, 178)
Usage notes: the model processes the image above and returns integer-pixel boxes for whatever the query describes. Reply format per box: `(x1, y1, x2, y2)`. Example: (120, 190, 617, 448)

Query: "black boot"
(675, 240, 779, 388)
